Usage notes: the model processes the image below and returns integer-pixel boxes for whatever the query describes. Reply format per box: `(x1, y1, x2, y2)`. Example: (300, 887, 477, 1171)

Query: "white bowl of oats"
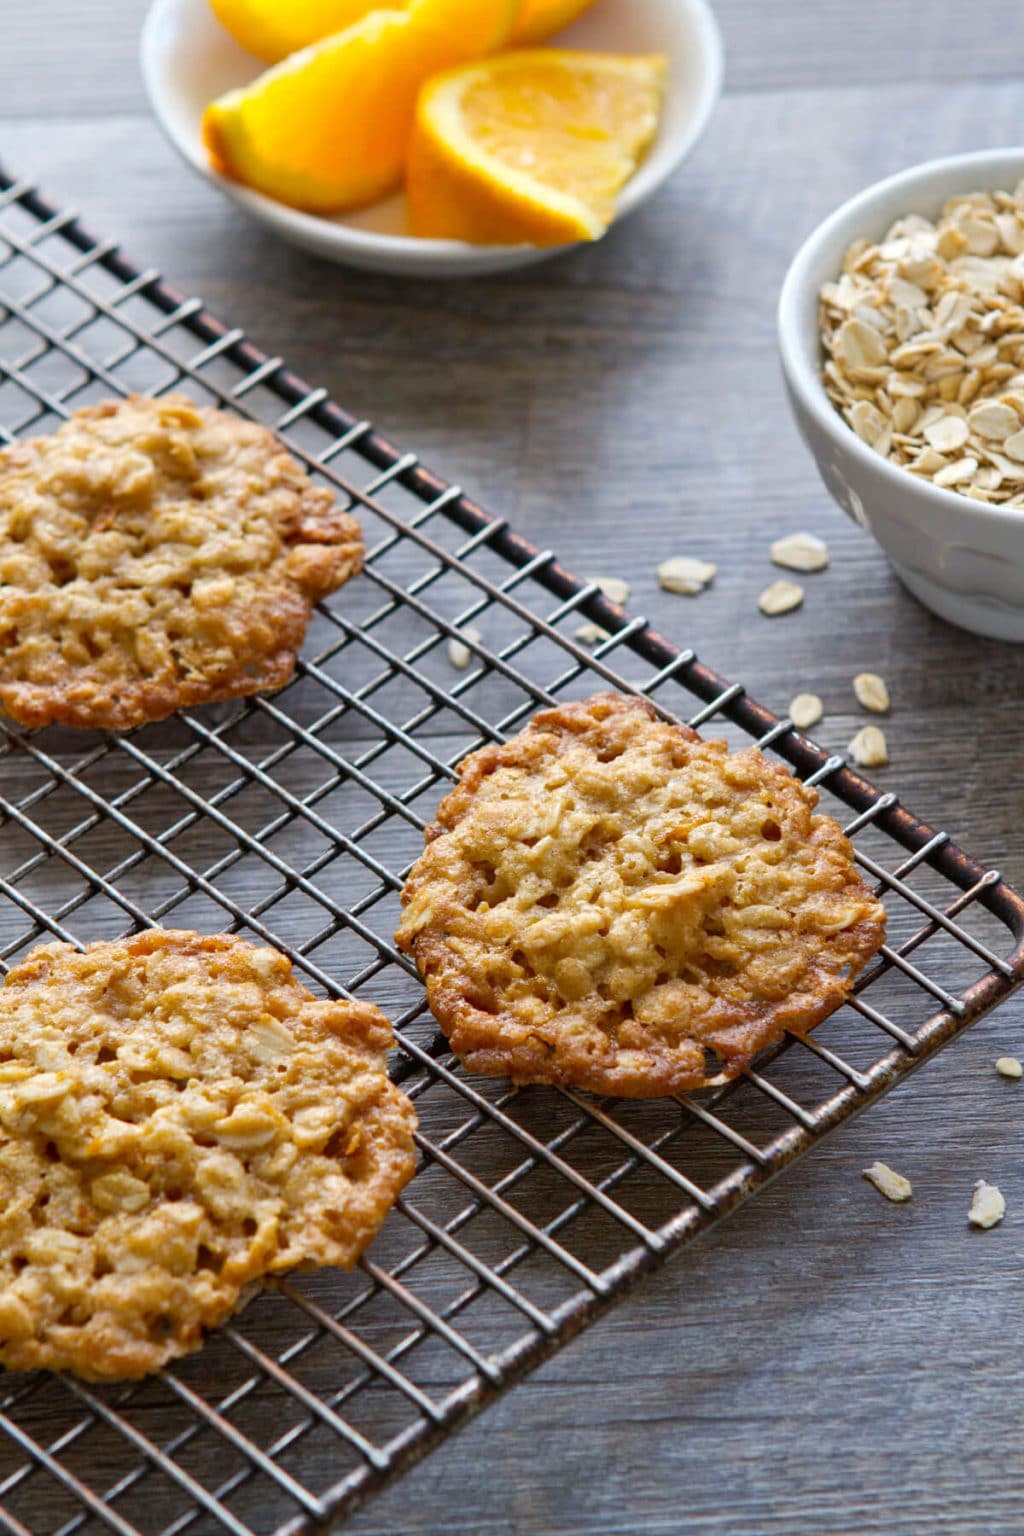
(779, 148, 1024, 642)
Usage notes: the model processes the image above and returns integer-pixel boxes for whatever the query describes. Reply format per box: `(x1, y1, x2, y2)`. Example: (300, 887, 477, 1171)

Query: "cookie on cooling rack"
(395, 691, 886, 1098)
(0, 393, 363, 730)
(0, 930, 416, 1380)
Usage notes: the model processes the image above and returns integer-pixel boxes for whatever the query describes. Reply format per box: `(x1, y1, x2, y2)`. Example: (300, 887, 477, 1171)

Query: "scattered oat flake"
(588, 575, 630, 605)
(969, 1180, 1006, 1229)
(863, 1162, 912, 1203)
(770, 532, 829, 573)
(853, 672, 891, 713)
(447, 624, 480, 670)
(575, 621, 610, 646)
(789, 693, 824, 730)
(657, 555, 716, 595)
(758, 579, 804, 616)
(995, 1056, 1023, 1079)
(849, 724, 888, 768)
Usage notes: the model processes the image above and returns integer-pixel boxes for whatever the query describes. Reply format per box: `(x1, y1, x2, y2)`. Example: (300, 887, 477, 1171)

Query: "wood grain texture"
(5, 0, 1024, 114)
(2, 3, 1024, 1534)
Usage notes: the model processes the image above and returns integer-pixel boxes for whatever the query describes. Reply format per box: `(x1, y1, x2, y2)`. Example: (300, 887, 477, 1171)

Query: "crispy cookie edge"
(397, 693, 886, 1097)
(0, 930, 417, 1379)
(0, 396, 365, 731)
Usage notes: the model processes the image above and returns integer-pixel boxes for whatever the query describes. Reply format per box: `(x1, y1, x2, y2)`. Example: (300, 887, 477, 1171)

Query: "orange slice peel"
(406, 49, 667, 246)
(202, 0, 519, 213)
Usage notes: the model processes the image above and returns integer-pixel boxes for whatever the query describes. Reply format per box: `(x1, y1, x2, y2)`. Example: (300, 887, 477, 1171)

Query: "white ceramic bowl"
(779, 148, 1024, 643)
(140, 0, 723, 278)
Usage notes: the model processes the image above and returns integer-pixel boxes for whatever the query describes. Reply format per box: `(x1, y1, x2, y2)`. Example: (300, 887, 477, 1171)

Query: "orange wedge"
(406, 49, 666, 245)
(202, 0, 519, 213)
(208, 0, 396, 63)
(207, 0, 596, 61)
(510, 0, 599, 45)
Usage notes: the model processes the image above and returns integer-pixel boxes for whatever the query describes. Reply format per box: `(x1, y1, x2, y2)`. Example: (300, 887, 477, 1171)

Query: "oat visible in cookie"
(0, 394, 363, 730)
(396, 692, 886, 1098)
(0, 930, 416, 1379)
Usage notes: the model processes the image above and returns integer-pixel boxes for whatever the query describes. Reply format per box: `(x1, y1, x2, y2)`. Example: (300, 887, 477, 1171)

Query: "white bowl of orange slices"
(140, 0, 723, 276)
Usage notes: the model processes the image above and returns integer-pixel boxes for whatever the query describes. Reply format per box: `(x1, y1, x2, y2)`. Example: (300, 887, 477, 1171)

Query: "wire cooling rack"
(0, 166, 1023, 1536)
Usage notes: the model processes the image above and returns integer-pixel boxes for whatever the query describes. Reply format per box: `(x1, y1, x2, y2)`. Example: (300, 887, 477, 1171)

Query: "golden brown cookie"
(396, 692, 886, 1098)
(0, 930, 416, 1379)
(0, 393, 363, 730)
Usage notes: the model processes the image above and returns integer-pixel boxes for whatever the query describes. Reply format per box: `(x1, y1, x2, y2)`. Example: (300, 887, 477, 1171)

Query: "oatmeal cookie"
(0, 394, 363, 730)
(0, 930, 416, 1379)
(396, 692, 886, 1098)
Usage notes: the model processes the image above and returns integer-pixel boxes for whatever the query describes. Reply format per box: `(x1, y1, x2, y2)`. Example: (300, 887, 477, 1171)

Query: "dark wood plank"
(2, 5, 1024, 1535)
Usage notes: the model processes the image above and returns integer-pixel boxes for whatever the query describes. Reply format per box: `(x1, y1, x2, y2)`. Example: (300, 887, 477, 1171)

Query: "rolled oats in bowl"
(820, 185, 1024, 506)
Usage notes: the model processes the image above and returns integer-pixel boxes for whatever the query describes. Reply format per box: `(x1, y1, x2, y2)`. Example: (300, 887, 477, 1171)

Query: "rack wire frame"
(0, 164, 1022, 1536)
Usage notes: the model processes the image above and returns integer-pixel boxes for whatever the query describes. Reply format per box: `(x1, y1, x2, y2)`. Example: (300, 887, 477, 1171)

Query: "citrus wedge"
(208, 0, 396, 63)
(208, 0, 595, 61)
(510, 0, 599, 45)
(202, 0, 519, 213)
(406, 49, 667, 245)
(410, 0, 518, 59)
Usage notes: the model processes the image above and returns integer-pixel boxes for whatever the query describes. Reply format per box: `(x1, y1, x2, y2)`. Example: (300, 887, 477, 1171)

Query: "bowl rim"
(139, 0, 724, 265)
(778, 146, 1024, 530)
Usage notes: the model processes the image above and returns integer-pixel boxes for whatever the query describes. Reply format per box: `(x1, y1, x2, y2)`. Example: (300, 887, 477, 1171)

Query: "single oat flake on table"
(758, 579, 804, 616)
(863, 1161, 912, 1202)
(448, 624, 481, 670)
(575, 621, 611, 646)
(819, 184, 1024, 506)
(969, 1180, 1006, 1229)
(849, 724, 889, 768)
(853, 672, 891, 713)
(588, 575, 631, 606)
(657, 556, 716, 595)
(789, 692, 824, 730)
(770, 532, 829, 573)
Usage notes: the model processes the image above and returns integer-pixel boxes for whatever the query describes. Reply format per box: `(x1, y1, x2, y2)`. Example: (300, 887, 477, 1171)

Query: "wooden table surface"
(4, 3, 1024, 1533)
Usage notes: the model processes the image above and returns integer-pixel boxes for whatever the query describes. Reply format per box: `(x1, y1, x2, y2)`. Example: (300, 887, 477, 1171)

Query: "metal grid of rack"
(0, 165, 1021, 1536)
